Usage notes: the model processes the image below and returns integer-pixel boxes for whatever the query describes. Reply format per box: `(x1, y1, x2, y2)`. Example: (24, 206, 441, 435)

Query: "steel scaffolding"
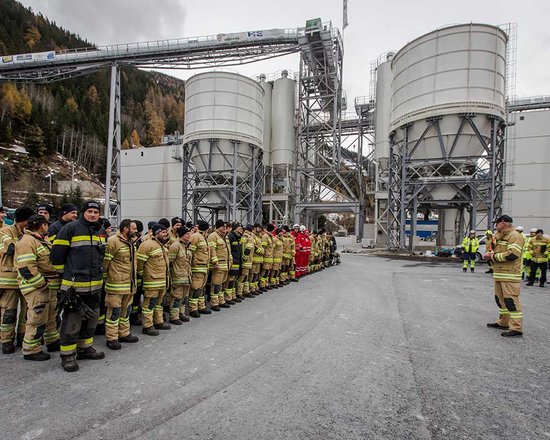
(387, 114, 506, 250)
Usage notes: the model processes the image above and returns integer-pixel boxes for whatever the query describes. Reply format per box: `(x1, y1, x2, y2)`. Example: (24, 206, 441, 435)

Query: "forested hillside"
(0, 0, 185, 206)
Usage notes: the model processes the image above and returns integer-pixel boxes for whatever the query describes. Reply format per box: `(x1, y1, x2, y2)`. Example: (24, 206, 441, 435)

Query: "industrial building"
(5, 19, 542, 247)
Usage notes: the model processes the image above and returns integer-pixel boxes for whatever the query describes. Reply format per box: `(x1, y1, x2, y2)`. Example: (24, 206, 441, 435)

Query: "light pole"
(45, 171, 55, 195)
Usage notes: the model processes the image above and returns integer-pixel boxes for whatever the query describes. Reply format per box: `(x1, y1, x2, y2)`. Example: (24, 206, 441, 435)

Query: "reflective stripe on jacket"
(492, 228, 525, 282)
(104, 232, 137, 294)
(0, 224, 24, 289)
(15, 230, 59, 294)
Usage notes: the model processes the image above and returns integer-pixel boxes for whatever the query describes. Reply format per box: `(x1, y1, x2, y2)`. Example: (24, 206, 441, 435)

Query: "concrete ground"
(1, 255, 549, 440)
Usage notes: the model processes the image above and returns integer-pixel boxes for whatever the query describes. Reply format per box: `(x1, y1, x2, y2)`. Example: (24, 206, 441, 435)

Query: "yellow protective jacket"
(168, 240, 192, 285)
(522, 235, 533, 260)
(261, 232, 274, 264)
(273, 235, 283, 263)
(0, 224, 24, 289)
(282, 233, 293, 260)
(208, 230, 230, 271)
(137, 237, 170, 290)
(491, 228, 525, 282)
(462, 236, 480, 253)
(240, 230, 255, 269)
(104, 232, 137, 294)
(252, 232, 264, 264)
(527, 236, 550, 263)
(15, 230, 60, 294)
(189, 231, 210, 274)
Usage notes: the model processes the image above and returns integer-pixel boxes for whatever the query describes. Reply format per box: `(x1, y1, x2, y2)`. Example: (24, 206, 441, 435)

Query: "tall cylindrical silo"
(390, 23, 507, 164)
(374, 53, 394, 172)
(259, 74, 272, 167)
(271, 70, 296, 165)
(183, 71, 264, 174)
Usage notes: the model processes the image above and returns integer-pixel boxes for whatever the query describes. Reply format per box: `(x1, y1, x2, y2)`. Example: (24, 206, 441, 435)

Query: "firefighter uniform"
(260, 231, 274, 289)
(251, 231, 264, 294)
(50, 212, 106, 363)
(208, 229, 231, 309)
(104, 231, 138, 343)
(272, 234, 283, 286)
(490, 224, 525, 334)
(15, 229, 60, 356)
(168, 238, 192, 323)
(527, 233, 550, 287)
(239, 229, 255, 297)
(189, 230, 210, 315)
(136, 236, 170, 331)
(226, 229, 242, 302)
(462, 233, 480, 271)
(0, 223, 25, 350)
(522, 232, 535, 279)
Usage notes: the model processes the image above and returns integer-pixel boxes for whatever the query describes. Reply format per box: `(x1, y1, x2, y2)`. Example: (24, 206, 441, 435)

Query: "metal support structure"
(295, 23, 367, 237)
(263, 163, 295, 224)
(181, 140, 263, 225)
(104, 64, 121, 223)
(387, 114, 506, 250)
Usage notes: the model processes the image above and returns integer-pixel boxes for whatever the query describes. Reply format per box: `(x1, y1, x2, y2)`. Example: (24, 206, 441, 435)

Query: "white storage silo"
(183, 71, 264, 222)
(271, 70, 296, 165)
(390, 23, 507, 164)
(183, 71, 264, 174)
(259, 74, 272, 167)
(374, 53, 394, 172)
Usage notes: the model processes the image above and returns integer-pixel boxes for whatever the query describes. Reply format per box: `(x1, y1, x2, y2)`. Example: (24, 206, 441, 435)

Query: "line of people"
(0, 201, 339, 372)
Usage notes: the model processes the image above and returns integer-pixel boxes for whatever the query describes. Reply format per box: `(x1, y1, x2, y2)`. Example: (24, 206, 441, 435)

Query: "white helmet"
(530, 228, 538, 233)
(293, 224, 300, 229)
(469, 230, 475, 234)
(299, 225, 306, 232)
(515, 226, 524, 232)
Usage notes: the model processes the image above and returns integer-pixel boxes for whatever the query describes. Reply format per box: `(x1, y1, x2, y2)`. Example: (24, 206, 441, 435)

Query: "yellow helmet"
(485, 230, 493, 235)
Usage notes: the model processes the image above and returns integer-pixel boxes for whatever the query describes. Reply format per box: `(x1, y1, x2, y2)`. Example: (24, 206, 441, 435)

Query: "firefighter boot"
(106, 340, 122, 350)
(61, 354, 79, 372)
(198, 297, 212, 314)
(142, 326, 159, 336)
(24, 351, 51, 361)
(119, 334, 139, 343)
(2, 342, 15, 354)
(76, 346, 106, 360)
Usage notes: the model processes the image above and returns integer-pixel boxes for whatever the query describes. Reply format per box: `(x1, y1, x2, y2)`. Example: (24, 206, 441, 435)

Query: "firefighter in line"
(226, 222, 244, 303)
(250, 224, 264, 295)
(189, 221, 211, 317)
(130, 220, 145, 326)
(168, 226, 192, 325)
(0, 206, 5, 228)
(136, 223, 171, 336)
(462, 230, 479, 273)
(103, 219, 140, 350)
(1, 206, 34, 354)
(15, 214, 60, 360)
(169, 217, 183, 245)
(48, 203, 78, 242)
(271, 228, 284, 288)
(526, 228, 549, 288)
(483, 215, 525, 337)
(51, 200, 106, 372)
(238, 224, 256, 298)
(37, 203, 53, 224)
(260, 224, 274, 291)
(208, 219, 232, 311)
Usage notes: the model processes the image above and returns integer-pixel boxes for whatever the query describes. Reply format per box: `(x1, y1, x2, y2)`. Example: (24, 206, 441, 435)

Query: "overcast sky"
(17, 0, 550, 104)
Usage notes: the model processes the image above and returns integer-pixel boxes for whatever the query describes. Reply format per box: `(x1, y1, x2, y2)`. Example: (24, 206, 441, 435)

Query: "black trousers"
(59, 292, 100, 355)
(529, 261, 548, 285)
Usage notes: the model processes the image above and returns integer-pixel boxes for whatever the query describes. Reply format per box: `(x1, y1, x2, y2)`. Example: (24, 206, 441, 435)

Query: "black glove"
(6, 243, 15, 256)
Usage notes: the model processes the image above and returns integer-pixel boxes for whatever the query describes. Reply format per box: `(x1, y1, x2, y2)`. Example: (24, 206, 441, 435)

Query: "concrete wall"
(504, 109, 550, 231)
(120, 146, 183, 226)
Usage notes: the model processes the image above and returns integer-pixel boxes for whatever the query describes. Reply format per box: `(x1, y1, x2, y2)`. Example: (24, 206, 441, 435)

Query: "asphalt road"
(1, 255, 549, 440)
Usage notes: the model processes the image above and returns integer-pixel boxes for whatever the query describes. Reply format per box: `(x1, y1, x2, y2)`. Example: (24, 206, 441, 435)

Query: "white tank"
(390, 24, 507, 160)
(183, 71, 264, 174)
(259, 74, 272, 167)
(271, 70, 296, 165)
(374, 53, 394, 172)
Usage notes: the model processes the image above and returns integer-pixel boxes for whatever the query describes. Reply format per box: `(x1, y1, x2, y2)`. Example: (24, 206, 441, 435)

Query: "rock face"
(56, 180, 103, 198)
